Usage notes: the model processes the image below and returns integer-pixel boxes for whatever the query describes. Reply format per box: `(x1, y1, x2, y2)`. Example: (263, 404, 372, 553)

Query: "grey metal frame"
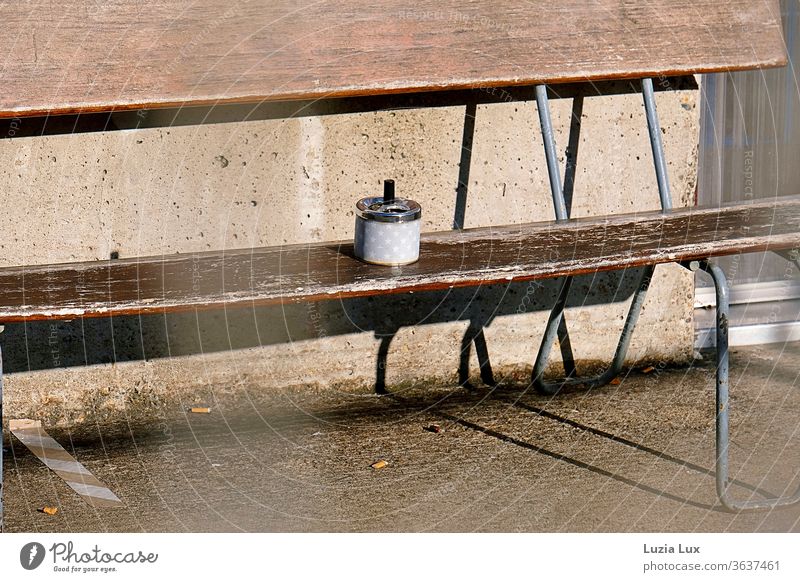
(528, 84, 800, 511)
(689, 258, 800, 511)
(531, 78, 672, 394)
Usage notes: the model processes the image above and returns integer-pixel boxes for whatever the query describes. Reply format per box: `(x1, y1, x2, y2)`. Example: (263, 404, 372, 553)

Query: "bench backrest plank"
(0, 196, 797, 323)
(0, 0, 786, 118)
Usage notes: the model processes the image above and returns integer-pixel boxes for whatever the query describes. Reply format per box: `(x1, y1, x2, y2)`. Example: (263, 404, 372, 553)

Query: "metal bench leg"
(696, 259, 800, 511)
(535, 85, 570, 222)
(642, 78, 673, 211)
(532, 79, 671, 394)
(533, 266, 655, 394)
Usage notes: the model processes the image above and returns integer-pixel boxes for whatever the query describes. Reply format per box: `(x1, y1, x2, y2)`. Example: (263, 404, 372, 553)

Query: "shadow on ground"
(4, 343, 800, 532)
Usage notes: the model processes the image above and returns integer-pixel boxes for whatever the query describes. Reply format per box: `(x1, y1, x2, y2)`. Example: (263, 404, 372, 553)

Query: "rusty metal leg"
(694, 259, 800, 511)
(532, 79, 670, 394)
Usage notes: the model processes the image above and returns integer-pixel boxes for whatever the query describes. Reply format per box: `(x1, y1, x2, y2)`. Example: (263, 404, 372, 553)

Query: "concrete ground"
(3, 342, 800, 533)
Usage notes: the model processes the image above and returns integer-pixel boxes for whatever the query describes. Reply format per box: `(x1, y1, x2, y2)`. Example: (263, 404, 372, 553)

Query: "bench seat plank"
(0, 0, 786, 118)
(0, 197, 797, 323)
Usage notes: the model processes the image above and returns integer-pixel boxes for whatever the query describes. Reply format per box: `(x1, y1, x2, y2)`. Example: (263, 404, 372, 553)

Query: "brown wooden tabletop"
(0, 0, 786, 119)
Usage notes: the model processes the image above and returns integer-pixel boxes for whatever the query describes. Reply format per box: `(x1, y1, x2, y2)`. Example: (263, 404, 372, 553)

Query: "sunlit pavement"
(4, 343, 800, 532)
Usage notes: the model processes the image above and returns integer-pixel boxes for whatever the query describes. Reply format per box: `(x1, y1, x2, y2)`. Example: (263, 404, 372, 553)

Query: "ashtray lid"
(356, 197, 421, 223)
(356, 179, 421, 223)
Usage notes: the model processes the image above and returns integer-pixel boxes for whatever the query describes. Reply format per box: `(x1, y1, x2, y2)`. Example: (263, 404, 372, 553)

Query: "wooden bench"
(0, 198, 795, 321)
(0, 0, 795, 524)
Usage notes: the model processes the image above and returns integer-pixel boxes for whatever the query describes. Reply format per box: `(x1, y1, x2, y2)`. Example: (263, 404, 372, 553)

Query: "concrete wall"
(1, 87, 699, 427)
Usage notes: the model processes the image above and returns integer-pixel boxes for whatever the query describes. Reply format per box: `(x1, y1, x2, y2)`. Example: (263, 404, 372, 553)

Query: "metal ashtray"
(354, 180, 422, 266)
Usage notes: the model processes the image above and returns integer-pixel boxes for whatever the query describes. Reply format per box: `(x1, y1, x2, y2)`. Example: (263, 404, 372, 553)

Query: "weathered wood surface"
(0, 197, 797, 323)
(0, 0, 785, 118)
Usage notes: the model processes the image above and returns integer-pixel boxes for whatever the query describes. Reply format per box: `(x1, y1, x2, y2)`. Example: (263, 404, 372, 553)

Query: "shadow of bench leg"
(459, 322, 496, 389)
(375, 333, 395, 395)
(454, 102, 497, 390)
(698, 260, 800, 511)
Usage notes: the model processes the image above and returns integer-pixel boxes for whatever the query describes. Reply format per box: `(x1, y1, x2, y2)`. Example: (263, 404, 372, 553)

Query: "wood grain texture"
(0, 0, 786, 118)
(0, 196, 798, 323)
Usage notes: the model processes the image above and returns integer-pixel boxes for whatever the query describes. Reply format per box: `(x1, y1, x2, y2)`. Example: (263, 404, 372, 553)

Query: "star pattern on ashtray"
(365, 226, 417, 259)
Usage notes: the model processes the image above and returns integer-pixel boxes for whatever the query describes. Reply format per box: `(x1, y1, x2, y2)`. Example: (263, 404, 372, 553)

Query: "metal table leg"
(532, 79, 671, 394)
(642, 78, 673, 211)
